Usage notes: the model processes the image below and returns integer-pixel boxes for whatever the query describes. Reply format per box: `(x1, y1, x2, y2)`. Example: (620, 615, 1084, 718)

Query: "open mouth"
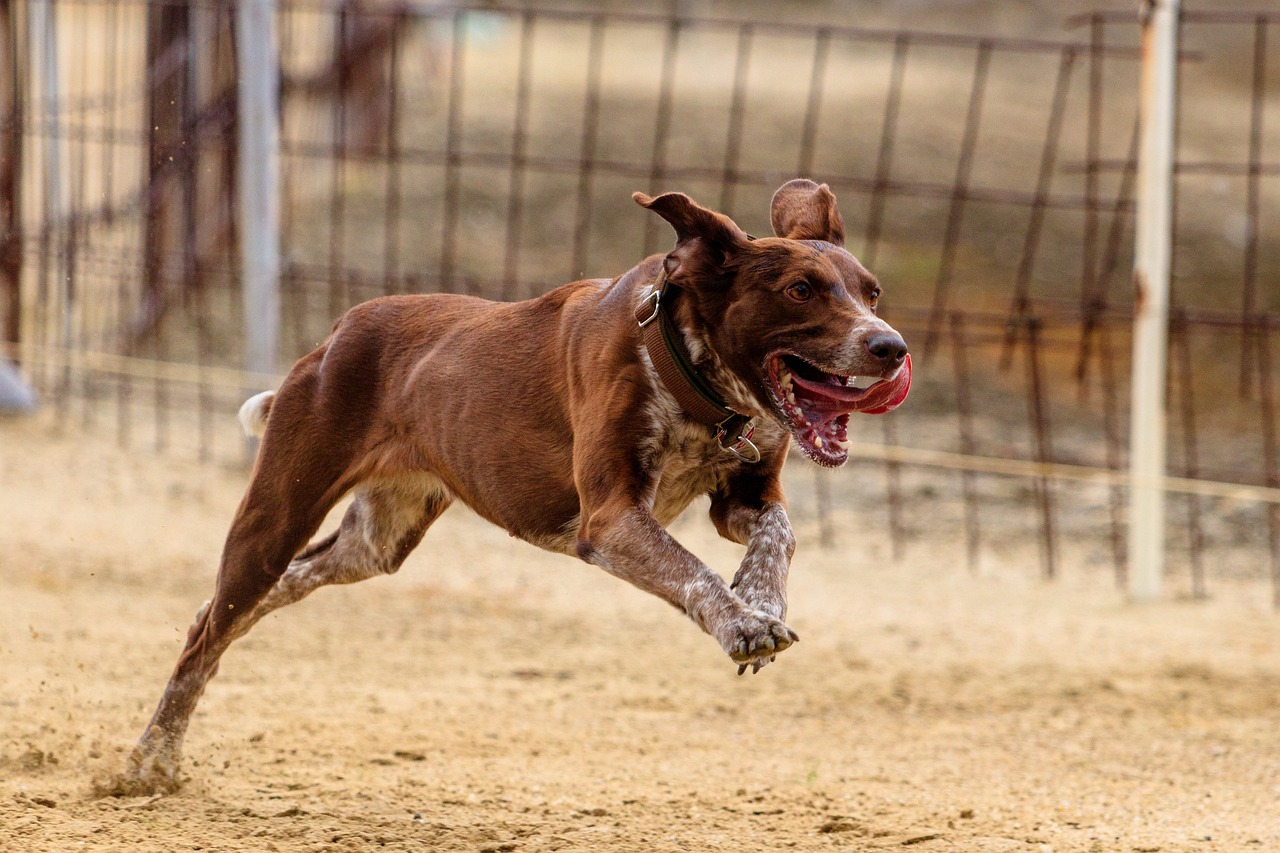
(765, 351, 912, 466)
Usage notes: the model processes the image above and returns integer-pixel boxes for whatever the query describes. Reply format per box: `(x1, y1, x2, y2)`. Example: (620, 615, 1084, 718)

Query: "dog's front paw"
(723, 611, 798, 674)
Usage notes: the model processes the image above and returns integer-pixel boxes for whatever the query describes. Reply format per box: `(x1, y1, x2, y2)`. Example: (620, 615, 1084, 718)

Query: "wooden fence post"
(236, 0, 280, 387)
(1129, 0, 1180, 601)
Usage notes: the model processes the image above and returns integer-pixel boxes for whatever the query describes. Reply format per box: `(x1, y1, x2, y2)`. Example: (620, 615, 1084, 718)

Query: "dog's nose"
(866, 332, 908, 368)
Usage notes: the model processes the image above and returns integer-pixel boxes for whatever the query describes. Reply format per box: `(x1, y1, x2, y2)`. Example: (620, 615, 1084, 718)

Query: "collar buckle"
(637, 289, 662, 328)
(716, 416, 760, 463)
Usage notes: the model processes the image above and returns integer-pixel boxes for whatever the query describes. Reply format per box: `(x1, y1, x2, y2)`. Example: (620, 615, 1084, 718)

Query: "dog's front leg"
(712, 498, 797, 673)
(728, 502, 795, 619)
(577, 500, 797, 670)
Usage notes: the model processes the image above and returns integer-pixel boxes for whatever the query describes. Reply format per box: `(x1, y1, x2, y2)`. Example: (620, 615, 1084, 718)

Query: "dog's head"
(634, 179, 910, 467)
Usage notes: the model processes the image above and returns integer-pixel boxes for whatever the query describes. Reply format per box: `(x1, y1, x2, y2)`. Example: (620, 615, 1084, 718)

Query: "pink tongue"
(852, 353, 912, 415)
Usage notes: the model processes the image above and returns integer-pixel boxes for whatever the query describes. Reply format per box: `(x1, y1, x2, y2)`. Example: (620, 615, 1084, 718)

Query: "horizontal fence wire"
(14, 337, 1280, 506)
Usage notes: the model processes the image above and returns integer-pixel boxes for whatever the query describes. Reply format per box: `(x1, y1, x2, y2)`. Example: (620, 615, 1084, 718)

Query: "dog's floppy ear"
(769, 178, 845, 246)
(633, 191, 750, 287)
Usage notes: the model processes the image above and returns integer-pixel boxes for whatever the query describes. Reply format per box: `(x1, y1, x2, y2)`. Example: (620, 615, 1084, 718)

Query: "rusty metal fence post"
(1, 0, 21, 359)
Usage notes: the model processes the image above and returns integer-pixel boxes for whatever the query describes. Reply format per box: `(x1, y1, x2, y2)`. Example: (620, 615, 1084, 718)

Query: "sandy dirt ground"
(3, 412, 1280, 852)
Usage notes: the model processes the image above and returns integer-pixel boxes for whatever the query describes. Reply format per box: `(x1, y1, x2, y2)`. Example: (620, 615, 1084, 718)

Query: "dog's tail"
(237, 390, 275, 438)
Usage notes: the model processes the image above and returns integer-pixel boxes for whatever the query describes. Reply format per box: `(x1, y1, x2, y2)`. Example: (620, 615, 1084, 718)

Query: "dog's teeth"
(835, 438, 850, 451)
(813, 435, 823, 449)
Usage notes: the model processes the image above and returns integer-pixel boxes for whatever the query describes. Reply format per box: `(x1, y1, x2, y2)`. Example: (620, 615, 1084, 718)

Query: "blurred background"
(1, 0, 1277, 598)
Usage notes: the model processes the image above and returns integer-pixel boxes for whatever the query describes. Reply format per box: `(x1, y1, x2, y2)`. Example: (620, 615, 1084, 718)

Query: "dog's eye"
(785, 282, 813, 303)
(868, 287, 881, 309)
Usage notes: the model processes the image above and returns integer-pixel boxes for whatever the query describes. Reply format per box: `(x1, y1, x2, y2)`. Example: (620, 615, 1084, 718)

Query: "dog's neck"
(637, 275, 771, 441)
(676, 316, 768, 422)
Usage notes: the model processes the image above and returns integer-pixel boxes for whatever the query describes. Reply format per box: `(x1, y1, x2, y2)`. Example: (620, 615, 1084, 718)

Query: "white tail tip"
(237, 391, 275, 438)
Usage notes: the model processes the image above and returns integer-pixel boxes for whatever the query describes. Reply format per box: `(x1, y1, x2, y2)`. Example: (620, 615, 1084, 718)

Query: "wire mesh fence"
(2, 0, 1278, 599)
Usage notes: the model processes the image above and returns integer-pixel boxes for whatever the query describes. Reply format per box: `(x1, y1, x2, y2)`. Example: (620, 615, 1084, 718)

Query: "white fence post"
(1129, 0, 1179, 601)
(236, 0, 280, 395)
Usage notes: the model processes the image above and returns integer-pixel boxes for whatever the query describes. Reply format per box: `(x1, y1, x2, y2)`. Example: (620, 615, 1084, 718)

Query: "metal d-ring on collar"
(635, 269, 761, 464)
(716, 417, 760, 463)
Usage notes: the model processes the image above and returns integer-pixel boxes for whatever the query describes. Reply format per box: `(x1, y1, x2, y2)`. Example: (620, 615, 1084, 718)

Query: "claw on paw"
(727, 613, 798, 671)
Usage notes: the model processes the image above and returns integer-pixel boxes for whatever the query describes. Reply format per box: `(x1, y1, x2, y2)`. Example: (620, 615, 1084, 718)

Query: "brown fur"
(122, 179, 908, 794)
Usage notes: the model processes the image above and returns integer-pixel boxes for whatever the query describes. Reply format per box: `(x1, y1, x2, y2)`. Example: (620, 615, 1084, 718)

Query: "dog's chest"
(651, 434, 735, 526)
(647, 418, 784, 527)
(637, 342, 787, 527)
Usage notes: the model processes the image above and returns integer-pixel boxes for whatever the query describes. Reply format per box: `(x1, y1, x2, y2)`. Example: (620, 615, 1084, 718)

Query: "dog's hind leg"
(120, 471, 450, 788)
(121, 366, 375, 794)
(122, 475, 450, 794)
(234, 475, 451, 637)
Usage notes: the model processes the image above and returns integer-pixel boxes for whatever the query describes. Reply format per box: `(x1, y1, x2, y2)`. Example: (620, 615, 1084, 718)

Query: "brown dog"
(122, 179, 910, 793)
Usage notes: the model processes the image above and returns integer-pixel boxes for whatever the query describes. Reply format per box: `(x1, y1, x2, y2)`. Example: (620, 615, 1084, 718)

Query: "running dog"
(123, 178, 910, 793)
